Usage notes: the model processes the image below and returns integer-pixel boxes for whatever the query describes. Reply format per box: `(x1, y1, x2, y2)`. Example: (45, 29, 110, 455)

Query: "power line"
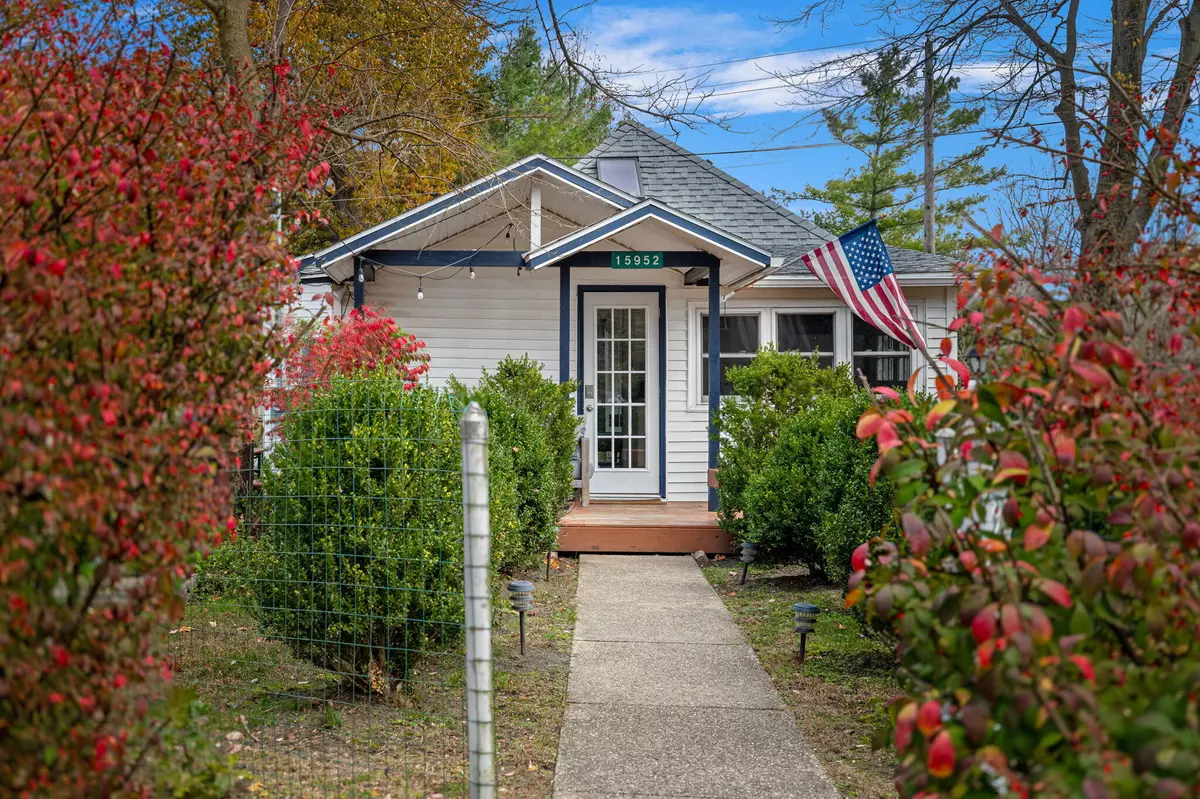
(604, 38, 889, 78)
(601, 34, 1187, 87)
(299, 118, 1068, 207)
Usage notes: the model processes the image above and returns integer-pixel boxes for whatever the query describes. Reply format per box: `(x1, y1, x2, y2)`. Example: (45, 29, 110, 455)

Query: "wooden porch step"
(556, 502, 733, 554)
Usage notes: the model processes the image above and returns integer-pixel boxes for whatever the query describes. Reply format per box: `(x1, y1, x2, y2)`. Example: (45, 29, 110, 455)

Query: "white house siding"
(366, 267, 562, 385)
(362, 268, 959, 504)
(291, 281, 337, 325)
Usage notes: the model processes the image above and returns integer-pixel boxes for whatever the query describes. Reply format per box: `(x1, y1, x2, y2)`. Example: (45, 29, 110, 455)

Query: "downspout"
(353, 256, 365, 311)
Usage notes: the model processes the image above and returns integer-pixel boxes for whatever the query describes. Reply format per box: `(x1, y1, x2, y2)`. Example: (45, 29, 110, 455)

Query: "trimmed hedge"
(713, 349, 861, 544)
(715, 350, 893, 579)
(450, 355, 579, 570)
(742, 393, 895, 582)
(251, 376, 520, 682)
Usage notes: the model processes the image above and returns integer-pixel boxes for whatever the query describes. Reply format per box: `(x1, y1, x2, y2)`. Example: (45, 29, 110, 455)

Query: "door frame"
(576, 284, 667, 499)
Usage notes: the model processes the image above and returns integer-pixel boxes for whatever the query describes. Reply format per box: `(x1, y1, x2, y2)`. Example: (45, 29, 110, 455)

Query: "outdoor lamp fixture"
(792, 602, 821, 664)
(739, 542, 758, 585)
(964, 345, 985, 378)
(507, 580, 535, 656)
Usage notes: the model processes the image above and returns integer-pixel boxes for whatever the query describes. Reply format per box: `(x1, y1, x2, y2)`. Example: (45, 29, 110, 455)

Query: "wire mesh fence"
(170, 378, 491, 797)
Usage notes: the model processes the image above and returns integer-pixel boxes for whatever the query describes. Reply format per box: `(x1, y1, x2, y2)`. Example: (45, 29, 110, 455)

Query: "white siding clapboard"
(292, 281, 336, 325)
(359, 268, 958, 504)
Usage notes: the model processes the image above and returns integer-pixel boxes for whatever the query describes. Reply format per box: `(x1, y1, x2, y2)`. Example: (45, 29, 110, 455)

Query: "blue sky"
(564, 0, 1119, 228)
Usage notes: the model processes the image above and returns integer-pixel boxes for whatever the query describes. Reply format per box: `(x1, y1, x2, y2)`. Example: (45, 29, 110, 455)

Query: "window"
(597, 158, 642, 195)
(595, 307, 648, 470)
(852, 316, 911, 389)
(777, 313, 835, 368)
(700, 313, 760, 398)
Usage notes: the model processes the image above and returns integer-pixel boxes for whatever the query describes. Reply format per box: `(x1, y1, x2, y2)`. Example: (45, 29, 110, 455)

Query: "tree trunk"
(200, 0, 264, 112)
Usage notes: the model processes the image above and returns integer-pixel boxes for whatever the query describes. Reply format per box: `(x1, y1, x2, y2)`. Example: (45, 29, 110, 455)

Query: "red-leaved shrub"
(0, 3, 323, 793)
(267, 304, 430, 412)
(852, 255, 1200, 796)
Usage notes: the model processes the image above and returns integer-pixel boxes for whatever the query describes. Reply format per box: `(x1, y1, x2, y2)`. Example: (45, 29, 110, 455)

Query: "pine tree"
(485, 22, 613, 164)
(774, 47, 1002, 252)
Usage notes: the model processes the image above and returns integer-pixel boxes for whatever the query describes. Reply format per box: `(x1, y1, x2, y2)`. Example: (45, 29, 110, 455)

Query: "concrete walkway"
(553, 555, 839, 799)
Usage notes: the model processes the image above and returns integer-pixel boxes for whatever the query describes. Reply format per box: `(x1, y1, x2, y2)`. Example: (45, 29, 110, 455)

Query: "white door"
(583, 293, 660, 497)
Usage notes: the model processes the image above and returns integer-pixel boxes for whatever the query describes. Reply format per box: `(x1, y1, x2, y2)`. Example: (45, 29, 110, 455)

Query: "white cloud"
(570, 3, 1044, 120)
(574, 3, 818, 117)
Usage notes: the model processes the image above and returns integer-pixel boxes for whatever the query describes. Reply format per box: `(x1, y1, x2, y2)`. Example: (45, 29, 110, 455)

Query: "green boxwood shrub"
(716, 350, 894, 579)
(450, 355, 578, 570)
(251, 375, 520, 682)
(714, 349, 861, 542)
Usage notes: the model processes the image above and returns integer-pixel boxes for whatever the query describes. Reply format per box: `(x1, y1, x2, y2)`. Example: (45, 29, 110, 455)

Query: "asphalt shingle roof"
(575, 121, 955, 276)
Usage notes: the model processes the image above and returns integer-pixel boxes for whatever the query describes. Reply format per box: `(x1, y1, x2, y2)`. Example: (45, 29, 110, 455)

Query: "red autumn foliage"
(850, 238, 1200, 796)
(267, 305, 430, 413)
(0, 3, 323, 793)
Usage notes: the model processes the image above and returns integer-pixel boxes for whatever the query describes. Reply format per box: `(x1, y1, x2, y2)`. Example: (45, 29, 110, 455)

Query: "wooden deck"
(556, 502, 733, 554)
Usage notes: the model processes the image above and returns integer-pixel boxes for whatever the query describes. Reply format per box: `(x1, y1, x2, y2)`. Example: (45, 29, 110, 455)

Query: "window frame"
(687, 298, 925, 410)
(775, 311, 838, 367)
(698, 309, 763, 402)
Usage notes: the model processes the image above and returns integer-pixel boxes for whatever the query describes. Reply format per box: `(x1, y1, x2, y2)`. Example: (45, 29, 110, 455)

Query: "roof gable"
(526, 199, 772, 270)
(300, 154, 636, 274)
(576, 123, 826, 264)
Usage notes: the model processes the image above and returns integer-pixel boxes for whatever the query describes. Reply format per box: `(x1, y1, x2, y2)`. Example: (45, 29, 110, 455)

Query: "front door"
(583, 292, 660, 497)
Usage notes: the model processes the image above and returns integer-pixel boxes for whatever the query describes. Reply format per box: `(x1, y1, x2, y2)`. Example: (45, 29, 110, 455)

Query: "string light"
(469, 267, 476, 279)
(417, 279, 424, 300)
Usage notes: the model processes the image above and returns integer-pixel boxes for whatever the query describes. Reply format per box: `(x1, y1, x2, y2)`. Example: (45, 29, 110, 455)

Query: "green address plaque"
(611, 251, 664, 269)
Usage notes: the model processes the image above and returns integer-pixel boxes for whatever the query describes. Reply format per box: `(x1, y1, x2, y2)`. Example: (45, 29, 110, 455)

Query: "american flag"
(800, 221, 926, 350)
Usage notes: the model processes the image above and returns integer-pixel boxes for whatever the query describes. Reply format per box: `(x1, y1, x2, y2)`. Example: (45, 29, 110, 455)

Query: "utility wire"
(601, 38, 889, 77)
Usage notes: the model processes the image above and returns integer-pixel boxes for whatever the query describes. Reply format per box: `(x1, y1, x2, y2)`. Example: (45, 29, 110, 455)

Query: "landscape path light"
(507, 580, 535, 656)
(792, 602, 821, 664)
(739, 542, 758, 585)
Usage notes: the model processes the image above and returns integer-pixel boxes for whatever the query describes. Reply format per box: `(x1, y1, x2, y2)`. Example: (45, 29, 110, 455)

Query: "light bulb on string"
(417, 279, 424, 300)
(469, 267, 476, 279)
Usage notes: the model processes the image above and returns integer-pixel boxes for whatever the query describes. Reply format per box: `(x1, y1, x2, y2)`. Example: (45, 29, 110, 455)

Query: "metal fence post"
(461, 402, 496, 799)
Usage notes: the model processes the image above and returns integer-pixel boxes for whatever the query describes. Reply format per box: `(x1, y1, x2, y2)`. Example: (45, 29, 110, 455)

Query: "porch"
(556, 502, 733, 554)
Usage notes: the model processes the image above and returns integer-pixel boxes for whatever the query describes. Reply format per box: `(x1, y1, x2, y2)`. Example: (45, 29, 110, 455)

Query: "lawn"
(704, 561, 897, 799)
(165, 557, 578, 798)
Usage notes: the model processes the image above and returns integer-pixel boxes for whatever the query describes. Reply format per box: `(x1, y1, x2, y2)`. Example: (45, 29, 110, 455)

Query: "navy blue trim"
(559, 266, 571, 384)
(559, 251, 719, 269)
(528, 203, 772, 270)
(576, 285, 668, 499)
(353, 257, 365, 310)
(363, 249, 525, 267)
(300, 158, 633, 270)
(708, 262, 721, 512)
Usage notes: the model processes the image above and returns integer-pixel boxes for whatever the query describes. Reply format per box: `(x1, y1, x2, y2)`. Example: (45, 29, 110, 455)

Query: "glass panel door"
(595, 307, 648, 470)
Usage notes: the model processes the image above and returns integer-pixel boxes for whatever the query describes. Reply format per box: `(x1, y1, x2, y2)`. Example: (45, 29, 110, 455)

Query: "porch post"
(353, 256, 365, 311)
(559, 265, 571, 383)
(707, 262, 721, 512)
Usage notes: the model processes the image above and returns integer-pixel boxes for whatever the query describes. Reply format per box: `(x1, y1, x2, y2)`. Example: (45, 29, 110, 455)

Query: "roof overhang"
(753, 270, 958, 289)
(524, 199, 773, 275)
(299, 154, 637, 278)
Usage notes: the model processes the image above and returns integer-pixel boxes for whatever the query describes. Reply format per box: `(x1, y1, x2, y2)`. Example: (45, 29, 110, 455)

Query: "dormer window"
(597, 158, 642, 196)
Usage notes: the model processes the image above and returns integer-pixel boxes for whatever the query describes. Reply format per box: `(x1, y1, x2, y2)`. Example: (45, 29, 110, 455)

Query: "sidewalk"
(553, 555, 839, 799)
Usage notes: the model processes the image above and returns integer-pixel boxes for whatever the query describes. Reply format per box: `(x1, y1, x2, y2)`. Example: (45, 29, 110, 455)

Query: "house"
(299, 121, 958, 553)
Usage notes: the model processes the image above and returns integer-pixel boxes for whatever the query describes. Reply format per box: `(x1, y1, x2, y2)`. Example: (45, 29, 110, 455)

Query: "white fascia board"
(525, 199, 772, 269)
(755, 271, 957, 288)
(300, 154, 636, 274)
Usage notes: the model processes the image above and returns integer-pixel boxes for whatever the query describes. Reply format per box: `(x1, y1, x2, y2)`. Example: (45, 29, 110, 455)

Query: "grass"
(492, 556, 577, 798)
(167, 557, 578, 798)
(704, 560, 897, 799)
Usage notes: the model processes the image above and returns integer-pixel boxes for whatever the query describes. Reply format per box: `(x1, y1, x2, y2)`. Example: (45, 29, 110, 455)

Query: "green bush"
(716, 350, 893, 578)
(251, 375, 520, 682)
(715, 349, 861, 541)
(450, 355, 578, 570)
